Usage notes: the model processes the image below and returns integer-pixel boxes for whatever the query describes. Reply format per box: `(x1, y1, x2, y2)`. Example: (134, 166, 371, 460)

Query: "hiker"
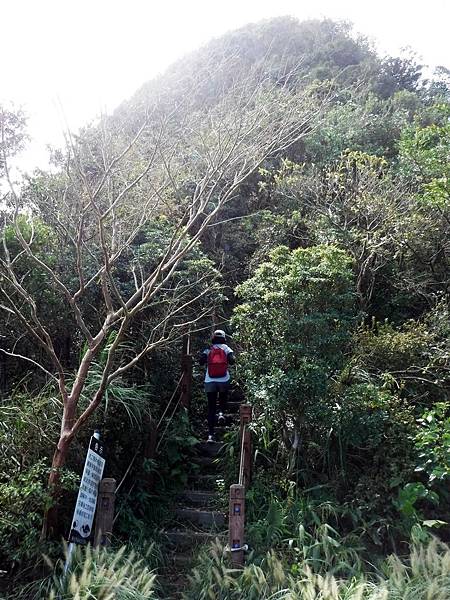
(200, 329, 235, 443)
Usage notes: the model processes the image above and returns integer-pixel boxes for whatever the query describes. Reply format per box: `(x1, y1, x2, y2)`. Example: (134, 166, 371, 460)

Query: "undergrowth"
(10, 543, 160, 600)
(184, 538, 450, 600)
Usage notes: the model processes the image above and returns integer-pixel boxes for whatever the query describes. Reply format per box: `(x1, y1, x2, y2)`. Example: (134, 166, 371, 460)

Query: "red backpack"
(207, 346, 228, 378)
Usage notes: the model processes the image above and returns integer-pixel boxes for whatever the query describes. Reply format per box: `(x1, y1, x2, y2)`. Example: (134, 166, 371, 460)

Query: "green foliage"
(0, 105, 27, 172)
(351, 308, 450, 405)
(76, 334, 151, 428)
(233, 244, 355, 418)
(415, 403, 450, 484)
(154, 410, 200, 491)
(0, 385, 61, 474)
(0, 386, 77, 569)
(394, 482, 439, 520)
(246, 490, 364, 577)
(331, 383, 392, 449)
(399, 105, 450, 209)
(354, 321, 431, 375)
(0, 460, 76, 567)
(304, 92, 414, 163)
(113, 410, 200, 538)
(184, 541, 288, 600)
(375, 52, 423, 98)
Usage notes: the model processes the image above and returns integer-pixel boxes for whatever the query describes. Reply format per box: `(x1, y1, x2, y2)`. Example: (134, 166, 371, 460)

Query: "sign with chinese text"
(68, 435, 105, 544)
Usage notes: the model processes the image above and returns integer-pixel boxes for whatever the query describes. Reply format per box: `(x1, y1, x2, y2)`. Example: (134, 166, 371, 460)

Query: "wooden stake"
(229, 483, 245, 566)
(93, 478, 116, 547)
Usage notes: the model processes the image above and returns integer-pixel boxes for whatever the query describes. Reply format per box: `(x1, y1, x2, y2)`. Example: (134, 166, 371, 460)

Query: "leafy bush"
(0, 387, 78, 572)
(233, 244, 355, 421)
(246, 490, 365, 577)
(0, 460, 77, 568)
(415, 402, 450, 485)
(353, 321, 431, 376)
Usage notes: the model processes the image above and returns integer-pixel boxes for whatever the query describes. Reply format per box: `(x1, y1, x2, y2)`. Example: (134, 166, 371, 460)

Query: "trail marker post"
(229, 483, 246, 566)
(93, 478, 116, 547)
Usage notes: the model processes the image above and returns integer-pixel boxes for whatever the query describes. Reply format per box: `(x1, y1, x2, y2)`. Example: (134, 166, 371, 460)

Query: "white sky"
(1, 0, 449, 173)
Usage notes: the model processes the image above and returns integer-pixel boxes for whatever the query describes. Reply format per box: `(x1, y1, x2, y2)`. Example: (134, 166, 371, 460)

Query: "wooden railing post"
(180, 334, 193, 410)
(239, 404, 252, 439)
(229, 483, 245, 566)
(93, 478, 116, 547)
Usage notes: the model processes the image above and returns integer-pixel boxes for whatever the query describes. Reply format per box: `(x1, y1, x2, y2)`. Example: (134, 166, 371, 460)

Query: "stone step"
(175, 507, 226, 529)
(179, 489, 217, 506)
(188, 473, 225, 491)
(162, 528, 220, 549)
(169, 553, 195, 568)
(192, 455, 219, 469)
(198, 414, 237, 430)
(195, 441, 224, 457)
(213, 425, 232, 440)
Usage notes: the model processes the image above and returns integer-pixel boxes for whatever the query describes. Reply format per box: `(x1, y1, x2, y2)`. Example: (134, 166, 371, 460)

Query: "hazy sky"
(2, 0, 449, 172)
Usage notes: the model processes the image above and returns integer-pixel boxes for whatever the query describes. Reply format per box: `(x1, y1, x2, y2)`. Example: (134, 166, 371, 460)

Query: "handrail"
(229, 403, 253, 566)
(238, 422, 246, 486)
(157, 374, 184, 430)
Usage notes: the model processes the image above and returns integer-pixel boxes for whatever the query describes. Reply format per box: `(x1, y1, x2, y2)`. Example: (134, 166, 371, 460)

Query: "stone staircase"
(160, 397, 242, 598)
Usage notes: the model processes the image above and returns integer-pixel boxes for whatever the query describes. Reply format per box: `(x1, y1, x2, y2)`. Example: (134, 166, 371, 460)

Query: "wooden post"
(143, 416, 157, 491)
(180, 334, 193, 410)
(229, 483, 245, 566)
(239, 404, 252, 438)
(93, 478, 116, 547)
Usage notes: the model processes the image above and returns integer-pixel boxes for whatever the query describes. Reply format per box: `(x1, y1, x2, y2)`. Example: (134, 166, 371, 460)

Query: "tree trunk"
(40, 435, 71, 540)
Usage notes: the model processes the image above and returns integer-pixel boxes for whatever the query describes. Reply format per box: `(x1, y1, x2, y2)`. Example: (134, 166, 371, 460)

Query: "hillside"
(0, 16, 449, 600)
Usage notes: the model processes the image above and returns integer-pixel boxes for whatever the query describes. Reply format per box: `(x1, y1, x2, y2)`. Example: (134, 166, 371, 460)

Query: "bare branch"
(0, 348, 58, 381)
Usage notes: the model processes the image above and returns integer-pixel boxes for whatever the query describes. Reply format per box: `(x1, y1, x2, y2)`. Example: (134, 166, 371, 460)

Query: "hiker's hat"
(213, 329, 226, 340)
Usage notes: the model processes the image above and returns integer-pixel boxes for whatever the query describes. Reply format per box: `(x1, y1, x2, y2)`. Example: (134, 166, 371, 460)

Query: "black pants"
(207, 389, 228, 435)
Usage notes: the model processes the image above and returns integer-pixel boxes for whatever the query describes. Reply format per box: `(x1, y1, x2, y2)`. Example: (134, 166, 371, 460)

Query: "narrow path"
(160, 396, 242, 598)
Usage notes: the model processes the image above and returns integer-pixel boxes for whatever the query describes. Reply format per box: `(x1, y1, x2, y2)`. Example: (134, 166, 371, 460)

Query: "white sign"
(68, 435, 105, 544)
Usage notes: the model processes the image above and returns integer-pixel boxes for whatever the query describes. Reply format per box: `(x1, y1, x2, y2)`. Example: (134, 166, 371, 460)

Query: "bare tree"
(0, 60, 324, 537)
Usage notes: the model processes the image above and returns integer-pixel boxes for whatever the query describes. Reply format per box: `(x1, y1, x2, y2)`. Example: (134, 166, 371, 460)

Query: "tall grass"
(13, 543, 158, 600)
(184, 538, 450, 600)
